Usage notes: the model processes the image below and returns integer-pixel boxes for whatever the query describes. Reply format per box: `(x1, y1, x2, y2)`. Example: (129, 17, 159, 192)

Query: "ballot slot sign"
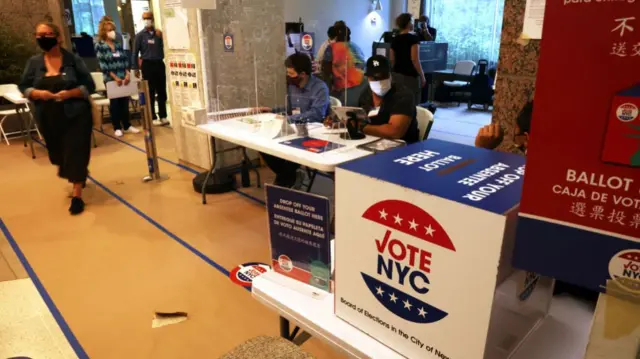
(513, 0, 640, 295)
(266, 185, 332, 292)
(335, 140, 529, 359)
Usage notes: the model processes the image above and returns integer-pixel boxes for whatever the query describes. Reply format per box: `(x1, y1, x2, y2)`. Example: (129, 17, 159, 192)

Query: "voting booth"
(334, 140, 553, 359)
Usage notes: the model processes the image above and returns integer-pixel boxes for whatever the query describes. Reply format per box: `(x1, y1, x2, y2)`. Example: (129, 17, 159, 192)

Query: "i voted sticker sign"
(361, 199, 455, 324)
(229, 262, 270, 288)
(223, 33, 234, 52)
(609, 249, 640, 294)
(301, 33, 314, 51)
(616, 103, 638, 122)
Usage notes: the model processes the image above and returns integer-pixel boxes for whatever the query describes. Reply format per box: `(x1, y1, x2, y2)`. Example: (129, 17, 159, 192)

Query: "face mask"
(144, 19, 153, 28)
(107, 31, 116, 40)
(287, 76, 302, 86)
(369, 78, 392, 97)
(37, 37, 58, 52)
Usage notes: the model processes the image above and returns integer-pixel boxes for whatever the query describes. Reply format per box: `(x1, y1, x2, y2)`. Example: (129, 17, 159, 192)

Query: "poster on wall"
(223, 33, 234, 53)
(164, 7, 190, 50)
(266, 185, 331, 292)
(522, 0, 545, 39)
(513, 0, 640, 295)
(407, 0, 421, 18)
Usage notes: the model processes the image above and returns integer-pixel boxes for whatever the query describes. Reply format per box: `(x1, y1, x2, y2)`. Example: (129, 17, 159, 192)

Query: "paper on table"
(106, 79, 139, 99)
(522, 0, 546, 39)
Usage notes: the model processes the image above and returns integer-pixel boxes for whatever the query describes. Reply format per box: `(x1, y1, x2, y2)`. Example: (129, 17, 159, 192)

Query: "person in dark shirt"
(390, 13, 426, 106)
(417, 15, 437, 42)
(132, 12, 168, 126)
(357, 55, 419, 144)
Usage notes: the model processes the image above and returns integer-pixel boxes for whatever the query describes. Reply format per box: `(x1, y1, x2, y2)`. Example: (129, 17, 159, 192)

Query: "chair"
(442, 60, 476, 106)
(90, 72, 111, 131)
(0, 84, 42, 145)
(329, 96, 342, 108)
(416, 106, 434, 141)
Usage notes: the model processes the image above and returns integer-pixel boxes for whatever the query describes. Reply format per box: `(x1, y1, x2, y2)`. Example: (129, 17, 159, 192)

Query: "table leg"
(279, 316, 290, 339)
(242, 147, 261, 188)
(306, 170, 317, 193)
(279, 316, 310, 345)
(202, 137, 218, 205)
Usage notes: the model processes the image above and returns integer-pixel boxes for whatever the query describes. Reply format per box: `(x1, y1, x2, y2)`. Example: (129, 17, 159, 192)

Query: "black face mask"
(287, 76, 302, 86)
(37, 37, 58, 52)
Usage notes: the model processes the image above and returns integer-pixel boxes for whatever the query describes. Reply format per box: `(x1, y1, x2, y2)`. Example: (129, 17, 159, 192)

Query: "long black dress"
(35, 75, 92, 183)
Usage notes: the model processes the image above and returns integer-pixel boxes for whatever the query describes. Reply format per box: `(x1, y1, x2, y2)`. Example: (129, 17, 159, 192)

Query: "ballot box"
(334, 140, 553, 359)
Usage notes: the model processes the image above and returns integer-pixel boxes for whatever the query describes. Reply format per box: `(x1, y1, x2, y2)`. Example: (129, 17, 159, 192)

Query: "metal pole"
(138, 80, 162, 182)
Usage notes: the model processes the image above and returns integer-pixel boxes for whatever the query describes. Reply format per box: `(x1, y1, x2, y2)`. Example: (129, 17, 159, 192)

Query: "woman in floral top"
(95, 20, 140, 137)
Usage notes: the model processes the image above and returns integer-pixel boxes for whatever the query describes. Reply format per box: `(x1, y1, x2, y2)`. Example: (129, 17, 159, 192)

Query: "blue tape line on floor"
(0, 218, 90, 359)
(94, 129, 266, 206)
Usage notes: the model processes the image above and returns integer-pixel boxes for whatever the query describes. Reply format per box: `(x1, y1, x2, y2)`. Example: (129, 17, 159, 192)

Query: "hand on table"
(475, 123, 504, 150)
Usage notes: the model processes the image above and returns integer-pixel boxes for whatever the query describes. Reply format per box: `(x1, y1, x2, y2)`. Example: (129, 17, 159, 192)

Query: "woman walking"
(95, 20, 140, 137)
(390, 13, 426, 105)
(19, 22, 96, 214)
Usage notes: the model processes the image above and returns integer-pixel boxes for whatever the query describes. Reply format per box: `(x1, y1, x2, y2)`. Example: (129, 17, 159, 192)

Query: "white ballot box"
(335, 140, 553, 359)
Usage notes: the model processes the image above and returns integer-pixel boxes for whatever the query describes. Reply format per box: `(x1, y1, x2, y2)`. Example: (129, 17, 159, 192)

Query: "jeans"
(109, 96, 131, 130)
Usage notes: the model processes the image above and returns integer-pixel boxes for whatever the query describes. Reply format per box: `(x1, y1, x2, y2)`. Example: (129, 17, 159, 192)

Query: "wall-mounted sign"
(299, 32, 315, 56)
(223, 33, 234, 53)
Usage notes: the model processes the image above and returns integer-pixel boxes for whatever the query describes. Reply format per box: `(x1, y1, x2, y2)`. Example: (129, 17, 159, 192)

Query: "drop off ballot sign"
(513, 0, 640, 296)
(335, 140, 528, 359)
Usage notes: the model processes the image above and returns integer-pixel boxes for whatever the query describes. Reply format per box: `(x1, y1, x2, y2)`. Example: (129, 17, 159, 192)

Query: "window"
(72, 0, 106, 35)
(427, 0, 505, 68)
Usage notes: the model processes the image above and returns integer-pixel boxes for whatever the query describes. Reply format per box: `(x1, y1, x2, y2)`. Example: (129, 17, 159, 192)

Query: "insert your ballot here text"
(393, 149, 525, 204)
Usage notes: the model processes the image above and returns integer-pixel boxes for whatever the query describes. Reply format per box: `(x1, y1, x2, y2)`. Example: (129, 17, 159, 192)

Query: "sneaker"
(160, 118, 170, 125)
(152, 119, 163, 126)
(114, 129, 124, 137)
(125, 126, 141, 134)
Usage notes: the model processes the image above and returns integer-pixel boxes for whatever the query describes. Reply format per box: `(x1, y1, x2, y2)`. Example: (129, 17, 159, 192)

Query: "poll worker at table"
(354, 55, 419, 144)
(259, 53, 330, 188)
(19, 21, 96, 215)
(132, 12, 168, 126)
(95, 20, 140, 137)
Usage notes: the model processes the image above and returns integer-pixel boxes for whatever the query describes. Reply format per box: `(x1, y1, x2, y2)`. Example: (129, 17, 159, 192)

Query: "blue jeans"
(109, 97, 131, 130)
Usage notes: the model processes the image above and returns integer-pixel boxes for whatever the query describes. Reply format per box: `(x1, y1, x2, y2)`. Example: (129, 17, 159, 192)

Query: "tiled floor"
(0, 279, 76, 359)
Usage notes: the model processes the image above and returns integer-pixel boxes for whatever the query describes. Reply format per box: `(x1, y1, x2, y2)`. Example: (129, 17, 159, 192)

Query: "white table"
(2, 92, 36, 158)
(252, 271, 593, 359)
(196, 117, 378, 204)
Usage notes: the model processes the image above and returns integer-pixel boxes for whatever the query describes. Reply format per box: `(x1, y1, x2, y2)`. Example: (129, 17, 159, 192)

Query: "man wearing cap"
(132, 12, 169, 126)
(358, 55, 420, 144)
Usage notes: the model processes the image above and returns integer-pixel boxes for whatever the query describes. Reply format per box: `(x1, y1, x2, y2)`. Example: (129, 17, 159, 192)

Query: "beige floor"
(0, 126, 345, 359)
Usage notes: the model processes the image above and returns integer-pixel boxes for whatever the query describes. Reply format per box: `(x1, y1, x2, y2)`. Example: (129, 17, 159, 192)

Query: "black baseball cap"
(364, 55, 391, 80)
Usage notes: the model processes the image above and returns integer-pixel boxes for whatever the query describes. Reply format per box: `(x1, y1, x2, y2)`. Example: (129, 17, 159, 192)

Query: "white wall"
(285, 0, 402, 59)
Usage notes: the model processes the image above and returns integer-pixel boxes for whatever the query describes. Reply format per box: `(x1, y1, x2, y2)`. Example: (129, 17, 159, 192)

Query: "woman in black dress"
(19, 22, 96, 215)
(390, 13, 426, 105)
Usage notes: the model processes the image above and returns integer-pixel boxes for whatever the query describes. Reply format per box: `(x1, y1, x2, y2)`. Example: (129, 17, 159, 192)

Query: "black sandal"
(69, 197, 85, 215)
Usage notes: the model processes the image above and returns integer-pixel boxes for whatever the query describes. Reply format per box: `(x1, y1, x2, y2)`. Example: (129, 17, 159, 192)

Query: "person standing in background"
(19, 21, 96, 215)
(322, 21, 366, 107)
(132, 12, 169, 126)
(315, 26, 336, 72)
(95, 20, 140, 137)
(417, 15, 437, 42)
(100, 16, 124, 45)
(390, 13, 426, 106)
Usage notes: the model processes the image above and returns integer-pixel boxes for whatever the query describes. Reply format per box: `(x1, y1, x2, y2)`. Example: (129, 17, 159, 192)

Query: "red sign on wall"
(513, 1, 640, 294)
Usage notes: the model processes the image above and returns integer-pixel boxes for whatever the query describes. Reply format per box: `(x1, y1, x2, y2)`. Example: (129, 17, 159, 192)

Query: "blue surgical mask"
(369, 78, 392, 97)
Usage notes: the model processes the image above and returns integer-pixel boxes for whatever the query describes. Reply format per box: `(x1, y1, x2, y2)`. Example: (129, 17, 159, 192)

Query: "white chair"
(0, 84, 42, 145)
(330, 96, 342, 108)
(416, 106, 434, 141)
(442, 60, 476, 106)
(90, 72, 111, 131)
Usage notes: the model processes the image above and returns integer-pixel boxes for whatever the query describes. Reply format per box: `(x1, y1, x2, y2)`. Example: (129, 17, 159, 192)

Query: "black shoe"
(69, 197, 85, 215)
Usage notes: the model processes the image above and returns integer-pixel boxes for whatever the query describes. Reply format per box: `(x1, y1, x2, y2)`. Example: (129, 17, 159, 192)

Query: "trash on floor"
(152, 311, 188, 329)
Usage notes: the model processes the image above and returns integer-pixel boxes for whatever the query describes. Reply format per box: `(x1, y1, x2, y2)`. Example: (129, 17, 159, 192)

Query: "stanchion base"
(142, 174, 170, 183)
(193, 171, 235, 194)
